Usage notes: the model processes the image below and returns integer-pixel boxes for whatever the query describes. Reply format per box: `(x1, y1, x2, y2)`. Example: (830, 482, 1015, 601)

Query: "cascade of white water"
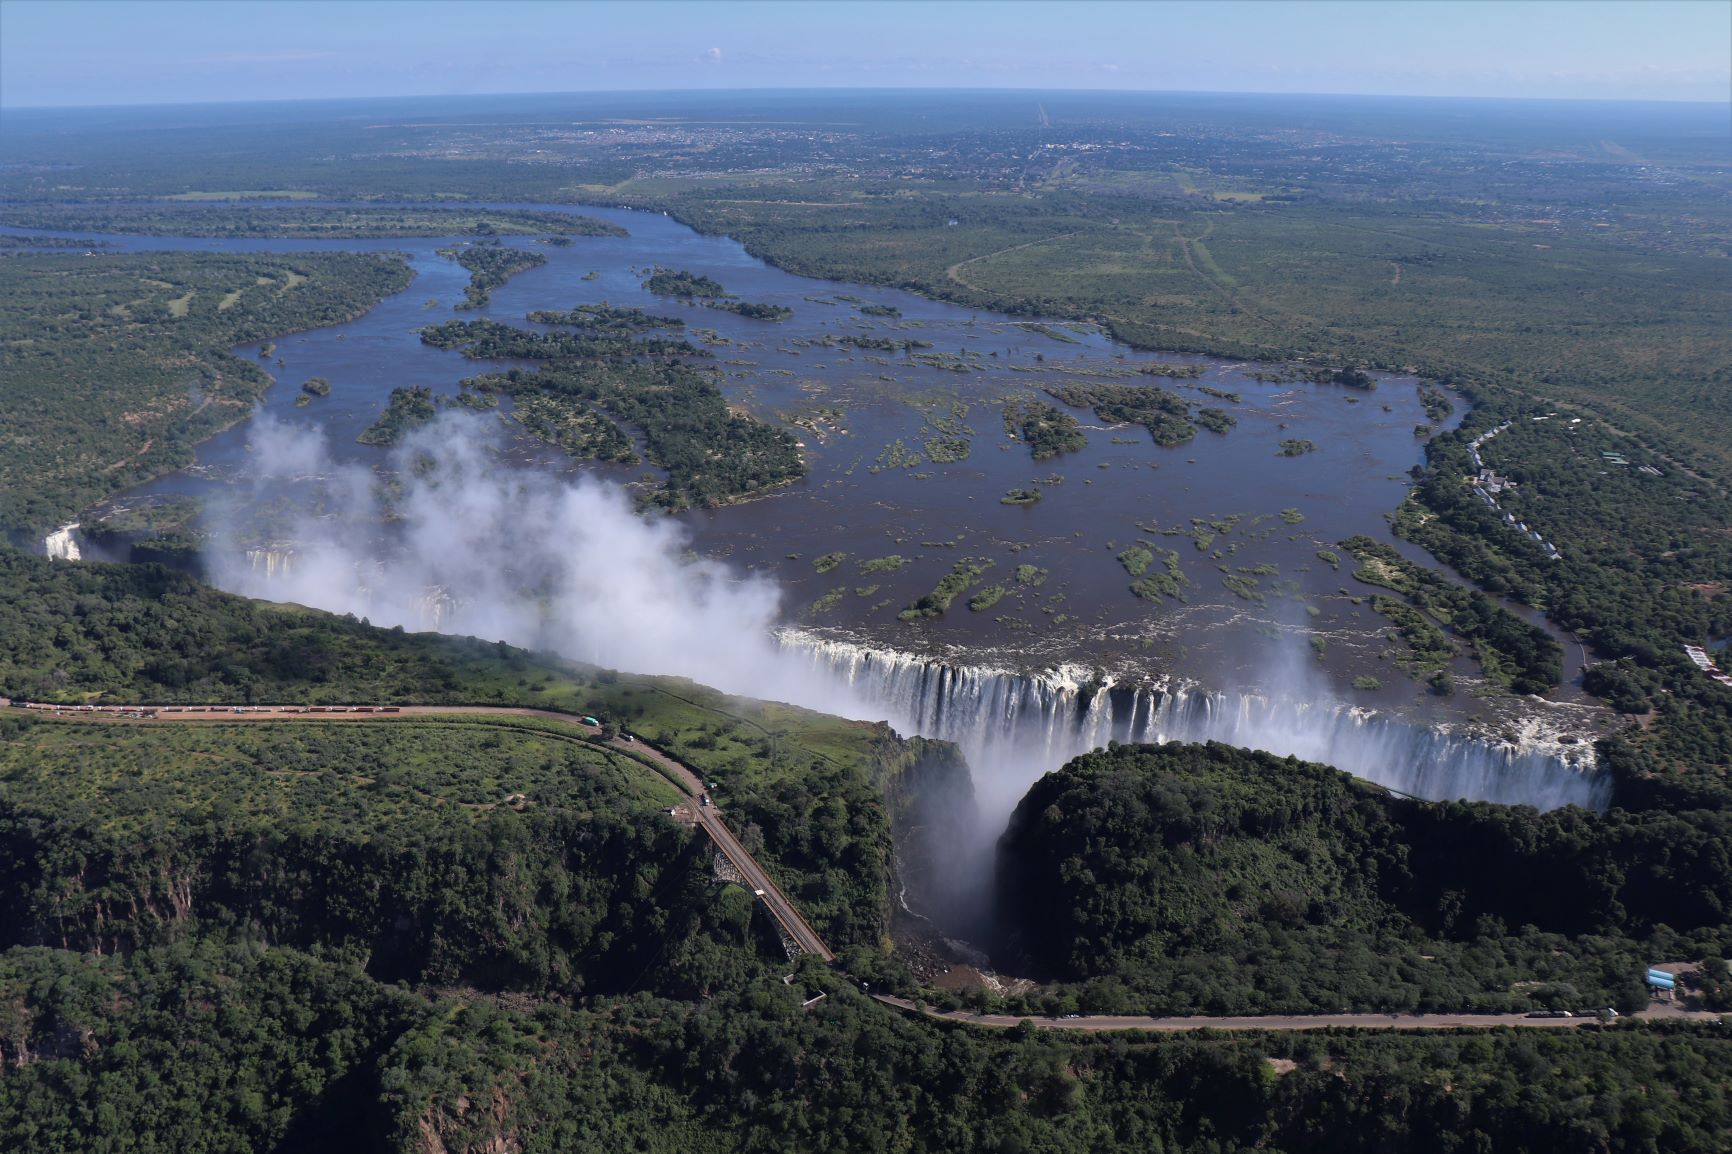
(226, 542, 1606, 816)
(43, 524, 81, 561)
(246, 547, 296, 579)
(775, 629, 1609, 818)
(412, 585, 461, 632)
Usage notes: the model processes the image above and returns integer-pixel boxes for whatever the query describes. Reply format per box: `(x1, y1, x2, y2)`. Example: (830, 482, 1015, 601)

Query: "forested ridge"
(995, 743, 1732, 1017)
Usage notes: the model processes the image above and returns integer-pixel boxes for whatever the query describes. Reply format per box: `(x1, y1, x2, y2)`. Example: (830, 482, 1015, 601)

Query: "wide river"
(12, 204, 1606, 765)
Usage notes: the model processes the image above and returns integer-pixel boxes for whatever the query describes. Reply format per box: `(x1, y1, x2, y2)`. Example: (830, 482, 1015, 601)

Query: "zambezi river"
(8, 204, 1611, 825)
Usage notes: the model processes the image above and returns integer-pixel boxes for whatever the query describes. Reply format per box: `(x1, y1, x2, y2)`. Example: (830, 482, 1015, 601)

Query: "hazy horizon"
(3, 0, 1728, 109)
(4, 83, 1729, 118)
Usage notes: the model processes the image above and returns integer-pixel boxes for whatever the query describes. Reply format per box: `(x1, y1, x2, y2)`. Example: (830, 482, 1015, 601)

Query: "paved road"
(29, 703, 836, 962)
(874, 996, 1725, 1033)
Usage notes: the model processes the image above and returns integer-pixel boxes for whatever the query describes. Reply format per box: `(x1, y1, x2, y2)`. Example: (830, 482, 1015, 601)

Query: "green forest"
(2, 93, 1730, 1151)
(4, 938, 1724, 1154)
(3, 551, 1728, 1149)
(0, 250, 412, 533)
(995, 743, 1732, 1017)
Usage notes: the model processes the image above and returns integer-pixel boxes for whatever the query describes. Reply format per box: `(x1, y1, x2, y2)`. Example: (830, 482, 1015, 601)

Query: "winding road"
(22, 701, 1724, 1032)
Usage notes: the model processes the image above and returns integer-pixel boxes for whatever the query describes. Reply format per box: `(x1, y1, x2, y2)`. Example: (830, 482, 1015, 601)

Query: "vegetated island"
(422, 316, 804, 509)
(527, 302, 685, 333)
(899, 557, 993, 620)
(1118, 543, 1187, 601)
(639, 268, 789, 319)
(1046, 382, 1202, 447)
(440, 240, 548, 309)
(707, 299, 792, 321)
(357, 385, 440, 446)
(1003, 399, 1087, 459)
(642, 267, 731, 299)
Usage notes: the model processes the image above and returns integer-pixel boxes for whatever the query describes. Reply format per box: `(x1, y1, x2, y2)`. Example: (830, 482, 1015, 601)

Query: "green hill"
(996, 742, 1732, 1016)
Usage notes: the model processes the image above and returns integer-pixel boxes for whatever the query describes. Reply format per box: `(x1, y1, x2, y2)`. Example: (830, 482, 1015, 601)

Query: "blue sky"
(2, 0, 1727, 108)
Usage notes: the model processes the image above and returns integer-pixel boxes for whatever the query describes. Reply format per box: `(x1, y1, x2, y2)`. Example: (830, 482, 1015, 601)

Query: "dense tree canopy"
(996, 742, 1732, 1015)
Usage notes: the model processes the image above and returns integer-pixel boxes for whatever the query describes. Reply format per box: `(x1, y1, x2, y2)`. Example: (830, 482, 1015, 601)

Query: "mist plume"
(212, 410, 1604, 931)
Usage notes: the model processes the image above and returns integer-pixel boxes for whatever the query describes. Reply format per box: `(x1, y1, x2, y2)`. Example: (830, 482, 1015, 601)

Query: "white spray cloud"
(214, 411, 843, 708)
(208, 407, 1605, 932)
(246, 410, 334, 480)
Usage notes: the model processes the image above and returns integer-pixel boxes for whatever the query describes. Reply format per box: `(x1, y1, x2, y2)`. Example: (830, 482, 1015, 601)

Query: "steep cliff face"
(870, 734, 985, 937)
(0, 797, 719, 993)
(875, 734, 975, 830)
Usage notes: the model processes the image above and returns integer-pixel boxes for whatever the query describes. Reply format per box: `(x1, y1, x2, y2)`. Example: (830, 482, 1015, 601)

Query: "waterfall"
(240, 553, 461, 634)
(43, 524, 81, 561)
(220, 542, 1607, 818)
(776, 628, 1610, 823)
(246, 547, 296, 579)
(410, 585, 461, 632)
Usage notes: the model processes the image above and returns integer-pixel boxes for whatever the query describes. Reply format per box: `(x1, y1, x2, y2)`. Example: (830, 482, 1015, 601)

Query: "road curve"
(23, 702, 836, 963)
(874, 995, 1725, 1034)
